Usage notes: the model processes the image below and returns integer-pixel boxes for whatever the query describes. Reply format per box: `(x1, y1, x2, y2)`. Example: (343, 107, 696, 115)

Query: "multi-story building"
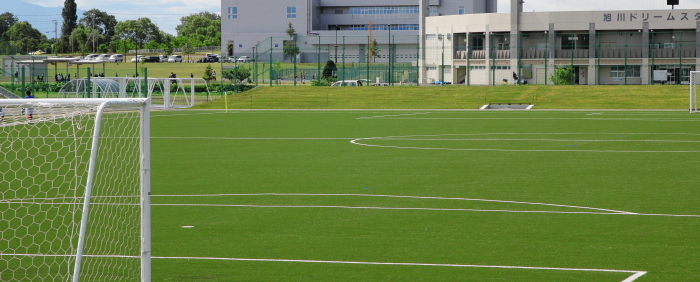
(424, 0, 700, 85)
(221, 0, 497, 63)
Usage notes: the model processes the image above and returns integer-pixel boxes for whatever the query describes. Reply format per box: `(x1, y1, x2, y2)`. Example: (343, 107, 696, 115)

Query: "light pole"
(334, 26, 339, 63)
(388, 24, 392, 86)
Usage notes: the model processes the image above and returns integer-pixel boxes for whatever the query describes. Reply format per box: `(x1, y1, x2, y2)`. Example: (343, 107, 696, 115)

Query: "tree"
(0, 12, 19, 40)
(61, 0, 77, 38)
(370, 39, 381, 63)
(321, 60, 337, 80)
(283, 22, 299, 61)
(176, 12, 221, 46)
(114, 18, 160, 49)
(115, 18, 160, 76)
(6, 21, 45, 54)
(79, 9, 118, 44)
(203, 64, 214, 81)
(70, 26, 102, 56)
(550, 64, 575, 85)
(223, 66, 251, 84)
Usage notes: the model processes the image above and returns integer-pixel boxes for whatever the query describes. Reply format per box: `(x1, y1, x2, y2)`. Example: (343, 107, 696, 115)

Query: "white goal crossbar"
(0, 98, 150, 282)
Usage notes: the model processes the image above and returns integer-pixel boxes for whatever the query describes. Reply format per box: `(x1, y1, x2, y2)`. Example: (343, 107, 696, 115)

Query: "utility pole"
(92, 16, 95, 53)
(52, 20, 57, 56)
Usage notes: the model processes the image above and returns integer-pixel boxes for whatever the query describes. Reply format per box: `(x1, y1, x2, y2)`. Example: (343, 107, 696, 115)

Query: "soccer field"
(145, 109, 699, 281)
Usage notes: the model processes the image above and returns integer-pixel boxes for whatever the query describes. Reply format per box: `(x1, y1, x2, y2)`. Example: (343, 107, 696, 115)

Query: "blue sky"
(21, 0, 700, 36)
(23, 0, 221, 35)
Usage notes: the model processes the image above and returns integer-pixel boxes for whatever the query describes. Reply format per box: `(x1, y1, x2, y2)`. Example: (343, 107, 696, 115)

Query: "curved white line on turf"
(350, 133, 700, 153)
(152, 256, 647, 281)
(152, 193, 700, 218)
(155, 193, 634, 214)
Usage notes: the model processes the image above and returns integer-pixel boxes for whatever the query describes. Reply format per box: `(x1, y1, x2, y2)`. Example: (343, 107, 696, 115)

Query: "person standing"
(24, 90, 34, 121)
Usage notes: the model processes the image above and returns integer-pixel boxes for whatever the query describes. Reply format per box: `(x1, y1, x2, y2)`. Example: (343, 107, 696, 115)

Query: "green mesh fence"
(219, 31, 697, 87)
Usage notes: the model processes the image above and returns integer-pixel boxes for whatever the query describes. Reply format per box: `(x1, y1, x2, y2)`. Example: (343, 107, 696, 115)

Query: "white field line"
(3, 194, 699, 217)
(0, 253, 648, 281)
(351, 136, 700, 153)
(152, 137, 352, 140)
(155, 193, 630, 213)
(152, 193, 700, 218)
(152, 256, 647, 282)
(373, 138, 700, 143)
(357, 112, 433, 119)
(366, 117, 700, 121)
(1, 253, 140, 259)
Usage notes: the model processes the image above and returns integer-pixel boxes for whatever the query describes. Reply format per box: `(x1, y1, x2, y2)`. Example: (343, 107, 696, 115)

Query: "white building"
(423, 0, 700, 85)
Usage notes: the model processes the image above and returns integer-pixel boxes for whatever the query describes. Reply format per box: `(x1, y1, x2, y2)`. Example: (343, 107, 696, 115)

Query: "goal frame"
(691, 71, 700, 113)
(0, 98, 151, 282)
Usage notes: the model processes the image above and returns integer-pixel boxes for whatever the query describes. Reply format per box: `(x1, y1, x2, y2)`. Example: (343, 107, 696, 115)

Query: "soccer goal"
(691, 71, 700, 113)
(0, 98, 151, 282)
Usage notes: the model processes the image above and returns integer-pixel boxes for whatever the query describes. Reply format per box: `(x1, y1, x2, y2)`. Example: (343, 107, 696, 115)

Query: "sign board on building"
(654, 70, 668, 82)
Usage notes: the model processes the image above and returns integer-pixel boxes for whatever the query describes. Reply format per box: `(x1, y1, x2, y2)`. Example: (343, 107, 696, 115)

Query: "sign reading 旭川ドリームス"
(602, 11, 699, 22)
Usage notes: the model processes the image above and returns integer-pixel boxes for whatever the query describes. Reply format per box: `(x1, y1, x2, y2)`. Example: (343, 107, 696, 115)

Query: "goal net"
(691, 71, 700, 113)
(0, 98, 150, 282)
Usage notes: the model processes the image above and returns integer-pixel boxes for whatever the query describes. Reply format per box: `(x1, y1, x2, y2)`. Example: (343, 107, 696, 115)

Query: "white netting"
(691, 71, 700, 113)
(0, 99, 148, 281)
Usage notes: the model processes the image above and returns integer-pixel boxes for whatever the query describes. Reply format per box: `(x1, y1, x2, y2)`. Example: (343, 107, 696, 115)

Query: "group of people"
(55, 73, 71, 82)
(275, 73, 308, 85)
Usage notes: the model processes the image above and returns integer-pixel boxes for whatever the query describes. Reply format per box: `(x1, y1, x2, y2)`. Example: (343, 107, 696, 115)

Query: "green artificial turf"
(193, 85, 689, 110)
(143, 110, 700, 281)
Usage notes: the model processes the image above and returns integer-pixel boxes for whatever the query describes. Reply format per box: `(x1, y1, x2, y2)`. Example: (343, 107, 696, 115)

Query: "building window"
(349, 6, 419, 15)
(228, 7, 237, 19)
(611, 66, 640, 78)
(342, 24, 419, 31)
(429, 6, 437, 14)
(287, 6, 297, 18)
(458, 7, 465, 14)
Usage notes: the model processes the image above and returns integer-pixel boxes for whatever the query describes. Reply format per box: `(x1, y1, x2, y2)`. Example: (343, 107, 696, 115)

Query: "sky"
(20, 0, 700, 35)
(23, 0, 222, 35)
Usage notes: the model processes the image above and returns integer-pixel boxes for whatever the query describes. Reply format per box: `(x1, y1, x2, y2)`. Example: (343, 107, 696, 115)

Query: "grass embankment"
(193, 84, 688, 110)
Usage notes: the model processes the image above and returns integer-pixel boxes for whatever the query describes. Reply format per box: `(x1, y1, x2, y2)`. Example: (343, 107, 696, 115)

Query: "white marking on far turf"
(152, 193, 700, 218)
(152, 256, 647, 282)
(156, 193, 631, 214)
(350, 133, 700, 153)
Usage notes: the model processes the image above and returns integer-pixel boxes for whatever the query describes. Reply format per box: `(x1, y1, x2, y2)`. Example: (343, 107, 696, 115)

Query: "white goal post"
(691, 71, 700, 113)
(0, 98, 150, 282)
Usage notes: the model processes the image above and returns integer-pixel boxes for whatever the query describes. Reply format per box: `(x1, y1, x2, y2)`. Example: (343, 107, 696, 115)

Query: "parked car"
(158, 55, 168, 62)
(85, 54, 99, 60)
(236, 56, 254, 63)
(331, 80, 364, 87)
(95, 54, 110, 61)
(198, 54, 219, 63)
(108, 54, 124, 62)
(130, 55, 144, 63)
(141, 56, 160, 63)
(168, 55, 183, 62)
